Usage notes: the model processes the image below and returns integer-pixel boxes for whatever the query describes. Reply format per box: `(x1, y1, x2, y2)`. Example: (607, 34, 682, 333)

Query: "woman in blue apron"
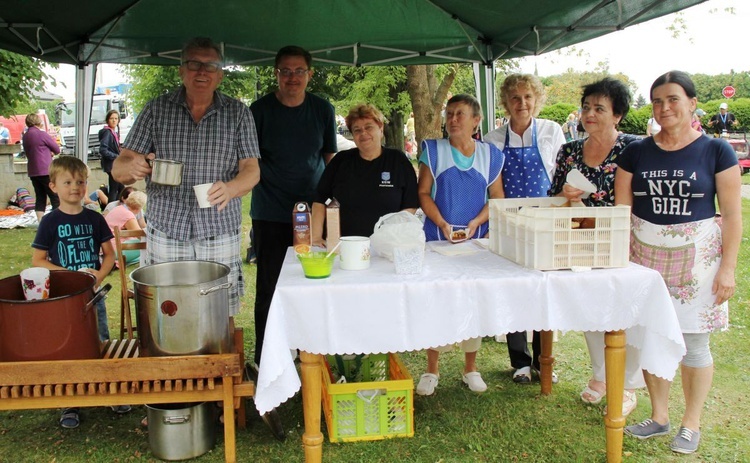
(485, 74, 566, 385)
(416, 94, 504, 396)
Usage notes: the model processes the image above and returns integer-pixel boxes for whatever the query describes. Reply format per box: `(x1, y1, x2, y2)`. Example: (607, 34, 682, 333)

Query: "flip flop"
(580, 385, 606, 404)
(60, 408, 80, 429)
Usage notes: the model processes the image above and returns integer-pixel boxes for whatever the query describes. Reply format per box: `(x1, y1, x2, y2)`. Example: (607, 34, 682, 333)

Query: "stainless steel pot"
(146, 402, 216, 460)
(131, 261, 232, 356)
(149, 159, 184, 186)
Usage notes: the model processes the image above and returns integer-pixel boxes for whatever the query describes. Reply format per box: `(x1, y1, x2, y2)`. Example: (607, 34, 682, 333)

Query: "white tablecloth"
(255, 246, 686, 414)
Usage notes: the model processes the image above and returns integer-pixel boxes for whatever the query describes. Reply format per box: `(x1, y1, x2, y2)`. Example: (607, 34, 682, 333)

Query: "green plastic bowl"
(297, 252, 335, 279)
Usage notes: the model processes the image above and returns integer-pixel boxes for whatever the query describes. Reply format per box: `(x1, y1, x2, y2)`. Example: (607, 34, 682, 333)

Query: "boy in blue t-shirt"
(30, 156, 128, 427)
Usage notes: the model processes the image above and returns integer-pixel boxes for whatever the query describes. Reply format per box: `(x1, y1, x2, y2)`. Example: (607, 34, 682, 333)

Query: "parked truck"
(0, 110, 59, 153)
(57, 92, 133, 158)
(0, 109, 61, 159)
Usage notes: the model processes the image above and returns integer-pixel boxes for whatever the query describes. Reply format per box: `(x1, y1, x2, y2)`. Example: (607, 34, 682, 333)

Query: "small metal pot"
(146, 402, 216, 460)
(150, 159, 184, 186)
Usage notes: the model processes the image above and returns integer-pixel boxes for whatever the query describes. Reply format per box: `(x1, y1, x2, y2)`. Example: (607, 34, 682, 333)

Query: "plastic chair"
(113, 226, 146, 340)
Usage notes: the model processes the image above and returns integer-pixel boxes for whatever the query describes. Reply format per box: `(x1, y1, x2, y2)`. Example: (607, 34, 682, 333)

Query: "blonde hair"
(500, 74, 546, 117)
(49, 156, 88, 183)
(345, 104, 385, 131)
(124, 191, 147, 210)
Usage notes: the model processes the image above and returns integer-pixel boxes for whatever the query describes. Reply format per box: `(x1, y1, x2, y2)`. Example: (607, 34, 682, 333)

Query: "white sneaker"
(416, 373, 439, 396)
(462, 371, 487, 393)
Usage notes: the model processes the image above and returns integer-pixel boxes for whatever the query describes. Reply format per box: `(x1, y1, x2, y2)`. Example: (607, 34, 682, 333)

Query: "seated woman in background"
(416, 94, 505, 396)
(83, 184, 109, 211)
(104, 186, 146, 228)
(105, 191, 147, 265)
(311, 103, 419, 244)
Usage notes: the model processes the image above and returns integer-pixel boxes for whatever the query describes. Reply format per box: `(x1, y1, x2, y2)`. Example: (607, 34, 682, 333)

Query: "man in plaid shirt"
(113, 37, 260, 316)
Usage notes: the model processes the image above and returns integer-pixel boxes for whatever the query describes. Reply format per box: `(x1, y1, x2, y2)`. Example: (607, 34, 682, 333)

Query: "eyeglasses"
(276, 68, 310, 78)
(182, 60, 222, 73)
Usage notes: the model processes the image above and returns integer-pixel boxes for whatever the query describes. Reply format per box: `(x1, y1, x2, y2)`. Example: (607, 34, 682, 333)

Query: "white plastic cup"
(20, 267, 51, 300)
(193, 183, 213, 208)
(393, 245, 424, 274)
(339, 236, 371, 270)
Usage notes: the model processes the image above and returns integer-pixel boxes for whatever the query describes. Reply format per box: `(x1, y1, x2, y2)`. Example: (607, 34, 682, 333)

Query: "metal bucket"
(146, 402, 216, 460)
(0, 271, 103, 361)
(131, 261, 232, 356)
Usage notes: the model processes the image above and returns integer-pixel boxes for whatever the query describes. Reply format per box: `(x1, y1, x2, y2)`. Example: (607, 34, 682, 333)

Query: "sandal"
(580, 380, 606, 404)
(60, 408, 80, 429)
(604, 390, 638, 417)
(512, 366, 532, 384)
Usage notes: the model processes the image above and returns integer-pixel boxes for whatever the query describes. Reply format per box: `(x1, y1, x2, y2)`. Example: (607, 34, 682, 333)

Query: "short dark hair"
(182, 37, 223, 63)
(650, 70, 697, 100)
(275, 45, 312, 68)
(581, 78, 631, 119)
(447, 94, 483, 119)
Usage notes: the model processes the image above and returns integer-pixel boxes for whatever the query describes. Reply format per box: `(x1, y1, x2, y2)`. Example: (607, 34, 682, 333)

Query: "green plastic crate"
(322, 353, 414, 442)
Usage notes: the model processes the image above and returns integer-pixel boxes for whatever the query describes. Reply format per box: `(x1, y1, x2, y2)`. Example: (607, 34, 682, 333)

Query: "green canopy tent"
(1, 0, 706, 157)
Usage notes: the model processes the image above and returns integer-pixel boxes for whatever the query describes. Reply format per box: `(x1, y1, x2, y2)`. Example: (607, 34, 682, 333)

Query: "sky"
(516, 0, 748, 99)
(45, 0, 748, 102)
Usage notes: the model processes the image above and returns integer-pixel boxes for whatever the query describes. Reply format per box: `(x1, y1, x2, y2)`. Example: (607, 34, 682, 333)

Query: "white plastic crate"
(489, 198, 630, 270)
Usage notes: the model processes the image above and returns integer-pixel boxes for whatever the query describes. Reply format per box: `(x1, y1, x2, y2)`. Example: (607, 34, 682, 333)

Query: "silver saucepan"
(149, 158, 184, 186)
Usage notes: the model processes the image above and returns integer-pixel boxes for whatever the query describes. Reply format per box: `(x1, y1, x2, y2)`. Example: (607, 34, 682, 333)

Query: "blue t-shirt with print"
(32, 208, 113, 271)
(617, 136, 737, 225)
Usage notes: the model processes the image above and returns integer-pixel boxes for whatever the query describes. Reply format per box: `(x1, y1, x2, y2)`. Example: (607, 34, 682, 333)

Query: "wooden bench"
(0, 329, 254, 463)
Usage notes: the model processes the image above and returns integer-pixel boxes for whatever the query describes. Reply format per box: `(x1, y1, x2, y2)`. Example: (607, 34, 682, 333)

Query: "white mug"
(339, 236, 371, 270)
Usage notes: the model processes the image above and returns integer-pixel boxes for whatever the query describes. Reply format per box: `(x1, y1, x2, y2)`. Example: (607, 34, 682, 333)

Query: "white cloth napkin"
(427, 240, 481, 256)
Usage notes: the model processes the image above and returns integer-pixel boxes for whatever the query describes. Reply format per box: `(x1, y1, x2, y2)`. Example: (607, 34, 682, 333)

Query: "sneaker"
(624, 419, 671, 439)
(670, 427, 701, 454)
(416, 373, 439, 396)
(462, 371, 487, 393)
(512, 366, 532, 384)
(110, 405, 132, 414)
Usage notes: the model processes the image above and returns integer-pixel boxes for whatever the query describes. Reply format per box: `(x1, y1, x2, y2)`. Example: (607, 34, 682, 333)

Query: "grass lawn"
(1, 195, 748, 462)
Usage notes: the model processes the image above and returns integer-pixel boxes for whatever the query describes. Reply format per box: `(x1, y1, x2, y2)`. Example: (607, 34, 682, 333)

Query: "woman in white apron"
(616, 71, 741, 455)
(416, 94, 505, 396)
(485, 74, 565, 385)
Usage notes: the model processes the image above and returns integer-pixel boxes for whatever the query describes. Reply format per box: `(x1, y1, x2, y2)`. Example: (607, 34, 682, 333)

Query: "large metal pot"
(0, 270, 106, 361)
(146, 402, 216, 460)
(131, 261, 232, 356)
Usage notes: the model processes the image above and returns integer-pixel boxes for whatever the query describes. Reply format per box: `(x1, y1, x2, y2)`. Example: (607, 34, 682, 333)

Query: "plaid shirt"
(124, 87, 260, 241)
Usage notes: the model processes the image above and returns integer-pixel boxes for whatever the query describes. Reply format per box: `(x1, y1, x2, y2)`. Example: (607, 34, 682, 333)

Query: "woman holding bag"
(416, 94, 504, 396)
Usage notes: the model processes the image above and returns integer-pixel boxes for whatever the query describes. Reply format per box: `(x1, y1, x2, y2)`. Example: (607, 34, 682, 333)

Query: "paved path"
(742, 184, 750, 200)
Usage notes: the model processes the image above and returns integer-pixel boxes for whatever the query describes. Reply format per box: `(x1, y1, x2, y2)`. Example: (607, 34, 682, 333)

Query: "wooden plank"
(0, 388, 227, 411)
(0, 354, 241, 386)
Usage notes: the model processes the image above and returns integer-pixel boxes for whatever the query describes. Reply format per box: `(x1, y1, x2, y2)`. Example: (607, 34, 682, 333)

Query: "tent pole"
(473, 61, 495, 137)
(74, 64, 96, 163)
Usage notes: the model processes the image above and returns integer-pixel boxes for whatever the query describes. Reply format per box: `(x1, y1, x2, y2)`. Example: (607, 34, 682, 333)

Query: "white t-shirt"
(484, 118, 566, 180)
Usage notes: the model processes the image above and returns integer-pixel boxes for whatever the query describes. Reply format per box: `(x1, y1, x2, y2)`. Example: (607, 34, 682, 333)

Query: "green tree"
(326, 66, 410, 149)
(121, 64, 259, 114)
(0, 51, 55, 117)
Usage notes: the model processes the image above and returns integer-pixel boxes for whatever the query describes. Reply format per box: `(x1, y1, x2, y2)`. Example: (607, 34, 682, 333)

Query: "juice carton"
(293, 202, 312, 253)
(325, 197, 341, 253)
